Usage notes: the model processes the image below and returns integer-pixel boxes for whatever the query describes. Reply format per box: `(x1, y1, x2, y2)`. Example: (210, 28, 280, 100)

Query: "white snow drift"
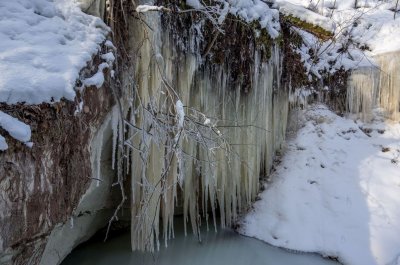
(0, 0, 112, 150)
(0, 0, 110, 104)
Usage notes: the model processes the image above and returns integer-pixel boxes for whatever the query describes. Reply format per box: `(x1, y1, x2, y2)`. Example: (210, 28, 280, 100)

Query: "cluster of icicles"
(347, 51, 400, 121)
(90, 10, 400, 254)
(90, 12, 289, 252)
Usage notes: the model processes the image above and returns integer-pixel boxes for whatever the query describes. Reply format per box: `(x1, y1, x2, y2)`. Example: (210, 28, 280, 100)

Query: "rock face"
(40, 105, 124, 265)
(0, 2, 119, 264)
(0, 77, 116, 265)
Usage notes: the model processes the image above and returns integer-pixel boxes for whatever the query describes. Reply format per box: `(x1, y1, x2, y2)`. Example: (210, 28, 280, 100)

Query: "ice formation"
(347, 52, 400, 121)
(123, 11, 289, 252)
(81, 0, 400, 257)
(120, 4, 400, 251)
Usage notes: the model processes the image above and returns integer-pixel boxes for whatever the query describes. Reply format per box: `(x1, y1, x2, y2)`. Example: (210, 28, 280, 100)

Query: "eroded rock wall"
(0, 62, 115, 265)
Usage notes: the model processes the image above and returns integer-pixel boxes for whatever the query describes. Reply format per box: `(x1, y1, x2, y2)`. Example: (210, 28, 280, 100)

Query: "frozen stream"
(61, 218, 340, 265)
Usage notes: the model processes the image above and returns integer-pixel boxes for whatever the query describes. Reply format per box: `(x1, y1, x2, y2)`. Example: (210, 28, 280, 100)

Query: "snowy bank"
(0, 0, 110, 104)
(276, 0, 400, 56)
(0, 0, 113, 150)
(240, 105, 400, 265)
(272, 0, 400, 79)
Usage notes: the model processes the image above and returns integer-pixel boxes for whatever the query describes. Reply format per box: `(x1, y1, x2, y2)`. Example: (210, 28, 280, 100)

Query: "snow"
(293, 28, 372, 78)
(185, 0, 281, 38)
(176, 100, 185, 129)
(25, 141, 34, 148)
(0, 110, 32, 150)
(0, 135, 8, 151)
(0, 0, 110, 105)
(276, 0, 400, 55)
(0, 0, 114, 150)
(83, 70, 105, 89)
(359, 11, 400, 55)
(183, 0, 400, 55)
(229, 0, 281, 38)
(278, 1, 336, 33)
(136, 5, 167, 13)
(105, 40, 116, 50)
(101, 52, 115, 63)
(82, 62, 110, 88)
(241, 104, 400, 265)
(264, 0, 400, 78)
(74, 101, 84, 115)
(182, 0, 400, 76)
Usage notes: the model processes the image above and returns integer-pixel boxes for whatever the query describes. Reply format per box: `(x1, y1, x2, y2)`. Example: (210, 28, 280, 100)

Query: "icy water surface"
(62, 218, 340, 265)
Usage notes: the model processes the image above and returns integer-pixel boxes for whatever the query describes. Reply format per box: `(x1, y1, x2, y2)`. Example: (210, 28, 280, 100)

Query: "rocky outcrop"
(39, 105, 124, 265)
(0, 53, 116, 264)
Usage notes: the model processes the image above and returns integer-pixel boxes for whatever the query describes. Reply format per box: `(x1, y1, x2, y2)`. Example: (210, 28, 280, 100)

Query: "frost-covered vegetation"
(265, 0, 400, 79)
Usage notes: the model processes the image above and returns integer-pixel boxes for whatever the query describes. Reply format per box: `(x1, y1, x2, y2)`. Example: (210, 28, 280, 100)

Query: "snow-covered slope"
(276, 0, 400, 56)
(240, 105, 400, 265)
(0, 0, 111, 150)
(184, 0, 400, 78)
(271, 0, 400, 79)
(0, 0, 110, 104)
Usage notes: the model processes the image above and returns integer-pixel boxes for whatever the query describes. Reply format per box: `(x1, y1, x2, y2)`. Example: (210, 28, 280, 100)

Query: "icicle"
(96, 128, 103, 187)
(375, 52, 400, 121)
(91, 116, 111, 187)
(347, 51, 400, 121)
(111, 107, 119, 170)
(347, 67, 378, 121)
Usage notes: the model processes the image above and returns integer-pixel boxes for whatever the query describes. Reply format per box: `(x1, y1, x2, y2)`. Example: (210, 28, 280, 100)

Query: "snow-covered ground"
(240, 104, 400, 265)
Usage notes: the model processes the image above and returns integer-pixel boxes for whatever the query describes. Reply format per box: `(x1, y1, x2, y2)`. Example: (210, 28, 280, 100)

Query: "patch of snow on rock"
(186, 0, 281, 38)
(0, 110, 32, 150)
(0, 0, 110, 105)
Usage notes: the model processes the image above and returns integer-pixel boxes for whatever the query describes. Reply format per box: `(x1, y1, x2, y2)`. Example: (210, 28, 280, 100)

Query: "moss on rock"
(282, 14, 333, 41)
